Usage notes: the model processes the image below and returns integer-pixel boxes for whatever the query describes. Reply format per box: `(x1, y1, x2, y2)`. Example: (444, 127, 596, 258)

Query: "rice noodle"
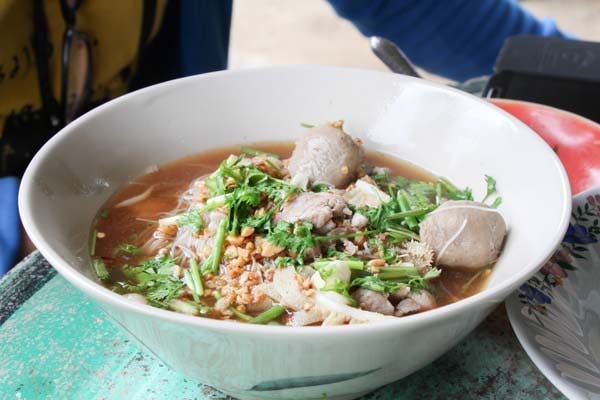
(115, 185, 156, 208)
(141, 238, 168, 255)
(174, 245, 196, 260)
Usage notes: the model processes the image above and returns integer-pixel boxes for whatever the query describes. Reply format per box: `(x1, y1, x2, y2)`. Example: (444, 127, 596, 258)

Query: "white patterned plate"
(507, 187, 600, 400)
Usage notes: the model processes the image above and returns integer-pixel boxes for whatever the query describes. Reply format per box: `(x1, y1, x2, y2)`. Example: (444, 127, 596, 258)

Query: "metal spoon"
(369, 36, 421, 78)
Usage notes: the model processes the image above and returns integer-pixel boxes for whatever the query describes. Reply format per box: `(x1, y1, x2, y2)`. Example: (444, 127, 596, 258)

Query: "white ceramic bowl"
(19, 66, 571, 400)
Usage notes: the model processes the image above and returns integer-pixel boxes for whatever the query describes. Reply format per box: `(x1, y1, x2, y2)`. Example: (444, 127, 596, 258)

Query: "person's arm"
(0, 177, 21, 276)
(328, 0, 569, 81)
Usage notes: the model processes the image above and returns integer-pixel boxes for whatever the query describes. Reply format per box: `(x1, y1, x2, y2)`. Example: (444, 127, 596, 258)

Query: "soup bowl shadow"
(19, 66, 571, 400)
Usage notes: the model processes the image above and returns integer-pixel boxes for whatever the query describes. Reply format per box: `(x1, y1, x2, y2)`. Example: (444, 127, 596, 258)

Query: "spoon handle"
(370, 36, 421, 78)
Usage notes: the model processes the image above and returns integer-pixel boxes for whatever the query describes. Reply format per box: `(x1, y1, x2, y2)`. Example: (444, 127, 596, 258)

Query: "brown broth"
(93, 143, 489, 312)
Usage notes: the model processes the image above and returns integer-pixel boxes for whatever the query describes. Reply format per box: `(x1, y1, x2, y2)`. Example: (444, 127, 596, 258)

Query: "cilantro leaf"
(176, 210, 205, 232)
(482, 175, 497, 203)
(351, 275, 405, 293)
(266, 221, 315, 263)
(93, 259, 110, 281)
(113, 243, 141, 256)
(438, 177, 473, 201)
(321, 277, 356, 305)
(119, 255, 183, 308)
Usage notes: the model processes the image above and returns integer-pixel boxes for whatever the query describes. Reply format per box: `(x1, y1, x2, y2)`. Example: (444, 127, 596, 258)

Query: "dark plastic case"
(484, 35, 600, 123)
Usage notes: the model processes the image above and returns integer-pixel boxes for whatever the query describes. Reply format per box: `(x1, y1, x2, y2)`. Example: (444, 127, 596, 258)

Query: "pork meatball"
(420, 200, 507, 269)
(395, 290, 436, 316)
(274, 192, 347, 229)
(288, 123, 363, 188)
(351, 288, 394, 315)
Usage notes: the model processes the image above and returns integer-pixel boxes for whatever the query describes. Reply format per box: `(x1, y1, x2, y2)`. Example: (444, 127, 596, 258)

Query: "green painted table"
(0, 252, 565, 400)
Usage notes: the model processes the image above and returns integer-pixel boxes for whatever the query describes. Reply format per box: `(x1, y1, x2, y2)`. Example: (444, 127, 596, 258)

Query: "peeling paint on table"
(0, 253, 566, 400)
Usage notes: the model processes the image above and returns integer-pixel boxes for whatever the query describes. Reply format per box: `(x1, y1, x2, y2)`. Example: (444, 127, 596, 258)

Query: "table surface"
(0, 252, 565, 400)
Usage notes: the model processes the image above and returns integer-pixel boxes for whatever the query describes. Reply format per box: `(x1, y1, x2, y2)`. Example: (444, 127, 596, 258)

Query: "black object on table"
(485, 35, 600, 124)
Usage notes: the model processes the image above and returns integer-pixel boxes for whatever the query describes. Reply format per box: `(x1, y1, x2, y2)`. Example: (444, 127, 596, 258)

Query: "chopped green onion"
(183, 270, 198, 302)
(438, 177, 458, 195)
(240, 146, 279, 159)
(397, 192, 419, 230)
(249, 305, 285, 324)
(92, 259, 109, 281)
(189, 258, 204, 297)
(113, 243, 141, 256)
(491, 197, 502, 208)
(300, 122, 314, 128)
(438, 177, 473, 201)
(314, 230, 377, 242)
(379, 263, 415, 270)
(100, 209, 109, 219)
(313, 260, 364, 270)
(385, 227, 420, 241)
(206, 193, 231, 207)
(158, 196, 230, 227)
(229, 307, 253, 322)
(386, 206, 433, 220)
(351, 275, 407, 293)
(377, 266, 419, 279)
(157, 215, 179, 226)
(203, 218, 228, 275)
(90, 230, 97, 256)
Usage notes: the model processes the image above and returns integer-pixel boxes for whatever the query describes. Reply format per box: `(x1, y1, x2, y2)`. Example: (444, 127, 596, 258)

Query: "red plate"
(490, 99, 600, 195)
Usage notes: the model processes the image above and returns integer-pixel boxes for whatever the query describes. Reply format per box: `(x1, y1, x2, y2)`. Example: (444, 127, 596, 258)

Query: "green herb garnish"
(185, 258, 204, 301)
(311, 183, 330, 192)
(313, 260, 364, 271)
(113, 243, 141, 256)
(438, 177, 473, 201)
(397, 191, 419, 230)
(90, 230, 97, 256)
(176, 210, 205, 232)
(266, 221, 315, 264)
(249, 305, 286, 324)
(93, 259, 109, 281)
(480, 175, 502, 208)
(202, 218, 228, 275)
(482, 175, 496, 203)
(274, 256, 295, 267)
(351, 275, 406, 294)
(230, 307, 253, 322)
(119, 255, 183, 307)
(240, 146, 279, 159)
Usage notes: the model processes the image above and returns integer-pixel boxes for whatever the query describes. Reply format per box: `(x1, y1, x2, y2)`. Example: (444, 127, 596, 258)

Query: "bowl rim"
(18, 65, 572, 337)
